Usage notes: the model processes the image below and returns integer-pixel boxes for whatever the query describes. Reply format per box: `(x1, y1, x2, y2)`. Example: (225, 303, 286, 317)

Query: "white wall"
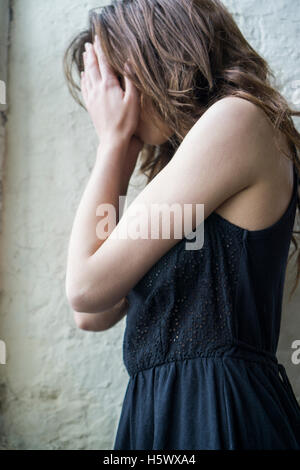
(0, 0, 10, 228)
(0, 0, 299, 450)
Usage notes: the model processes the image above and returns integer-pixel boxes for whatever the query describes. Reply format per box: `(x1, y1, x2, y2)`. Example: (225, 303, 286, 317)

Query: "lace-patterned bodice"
(122, 165, 299, 378)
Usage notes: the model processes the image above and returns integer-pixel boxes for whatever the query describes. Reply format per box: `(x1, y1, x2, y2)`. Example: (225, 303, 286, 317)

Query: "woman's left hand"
(81, 35, 141, 148)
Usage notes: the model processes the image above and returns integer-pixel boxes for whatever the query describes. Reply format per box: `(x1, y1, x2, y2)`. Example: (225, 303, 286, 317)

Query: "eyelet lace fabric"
(113, 165, 300, 450)
(123, 216, 243, 376)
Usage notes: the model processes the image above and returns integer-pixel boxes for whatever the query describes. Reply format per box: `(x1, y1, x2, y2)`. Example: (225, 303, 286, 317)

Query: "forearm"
(74, 297, 129, 331)
(66, 141, 130, 298)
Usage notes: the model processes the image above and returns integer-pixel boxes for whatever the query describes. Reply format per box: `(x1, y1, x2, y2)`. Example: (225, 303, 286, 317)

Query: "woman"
(63, 0, 300, 450)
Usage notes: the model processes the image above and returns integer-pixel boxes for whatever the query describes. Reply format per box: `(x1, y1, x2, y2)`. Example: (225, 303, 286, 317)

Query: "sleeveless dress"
(113, 162, 300, 450)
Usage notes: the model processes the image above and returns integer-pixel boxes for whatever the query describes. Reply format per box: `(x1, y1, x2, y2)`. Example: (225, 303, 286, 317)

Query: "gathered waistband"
(126, 342, 282, 377)
(126, 344, 300, 423)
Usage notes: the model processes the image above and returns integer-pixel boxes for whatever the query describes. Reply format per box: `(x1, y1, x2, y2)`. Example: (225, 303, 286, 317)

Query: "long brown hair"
(63, 0, 300, 298)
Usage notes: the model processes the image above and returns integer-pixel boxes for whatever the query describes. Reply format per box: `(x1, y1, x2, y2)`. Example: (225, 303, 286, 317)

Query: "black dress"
(113, 162, 300, 450)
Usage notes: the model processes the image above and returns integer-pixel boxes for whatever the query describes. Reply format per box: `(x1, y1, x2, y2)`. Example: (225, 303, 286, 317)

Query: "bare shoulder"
(207, 95, 292, 170)
(203, 95, 269, 133)
(196, 95, 275, 172)
(199, 95, 294, 230)
(207, 95, 265, 117)
(184, 95, 269, 184)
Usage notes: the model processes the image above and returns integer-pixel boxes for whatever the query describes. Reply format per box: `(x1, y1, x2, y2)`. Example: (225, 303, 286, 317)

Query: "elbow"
(65, 270, 95, 312)
(65, 268, 91, 312)
(65, 283, 110, 314)
(66, 282, 90, 313)
(65, 275, 120, 313)
(67, 293, 90, 314)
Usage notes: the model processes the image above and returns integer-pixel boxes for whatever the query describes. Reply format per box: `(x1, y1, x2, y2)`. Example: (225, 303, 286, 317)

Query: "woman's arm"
(65, 36, 261, 314)
(66, 97, 262, 314)
(74, 296, 129, 332)
(65, 139, 139, 298)
(65, 37, 143, 314)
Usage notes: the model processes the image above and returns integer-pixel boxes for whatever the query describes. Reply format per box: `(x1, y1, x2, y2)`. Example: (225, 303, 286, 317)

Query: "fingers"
(93, 34, 118, 85)
(83, 42, 101, 86)
(82, 51, 93, 92)
(123, 60, 140, 105)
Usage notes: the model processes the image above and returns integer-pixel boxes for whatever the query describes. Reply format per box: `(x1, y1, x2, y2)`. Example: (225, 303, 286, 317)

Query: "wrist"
(97, 136, 130, 157)
(95, 143, 132, 194)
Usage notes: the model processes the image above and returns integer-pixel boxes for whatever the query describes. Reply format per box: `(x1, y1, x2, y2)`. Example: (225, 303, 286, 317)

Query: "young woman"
(63, 0, 300, 450)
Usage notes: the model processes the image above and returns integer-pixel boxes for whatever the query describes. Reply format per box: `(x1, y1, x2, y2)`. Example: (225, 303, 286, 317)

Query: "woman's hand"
(81, 35, 141, 148)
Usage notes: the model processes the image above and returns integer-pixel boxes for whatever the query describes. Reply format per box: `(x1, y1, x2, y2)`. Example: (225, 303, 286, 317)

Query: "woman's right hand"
(81, 36, 142, 149)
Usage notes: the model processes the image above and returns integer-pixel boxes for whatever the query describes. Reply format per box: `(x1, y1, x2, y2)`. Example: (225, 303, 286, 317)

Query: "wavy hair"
(63, 0, 300, 298)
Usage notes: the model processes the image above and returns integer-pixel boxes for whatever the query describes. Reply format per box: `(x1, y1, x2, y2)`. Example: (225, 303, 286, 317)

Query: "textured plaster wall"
(0, 0, 10, 228)
(0, 0, 299, 450)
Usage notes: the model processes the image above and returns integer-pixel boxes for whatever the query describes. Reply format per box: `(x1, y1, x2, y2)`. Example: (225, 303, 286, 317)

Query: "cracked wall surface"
(0, 0, 299, 450)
